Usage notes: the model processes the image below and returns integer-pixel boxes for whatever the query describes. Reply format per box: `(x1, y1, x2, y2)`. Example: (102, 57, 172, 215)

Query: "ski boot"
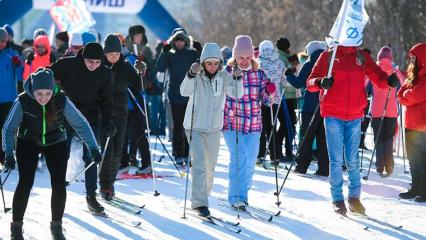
(232, 201, 247, 211)
(194, 206, 210, 218)
(11, 221, 24, 240)
(135, 165, 152, 174)
(50, 221, 66, 240)
(399, 189, 418, 199)
(332, 201, 347, 216)
(100, 187, 115, 201)
(348, 198, 366, 215)
(86, 194, 105, 214)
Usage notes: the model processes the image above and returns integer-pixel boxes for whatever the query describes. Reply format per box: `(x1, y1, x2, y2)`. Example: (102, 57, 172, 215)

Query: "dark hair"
(45, 96, 58, 126)
(362, 48, 372, 55)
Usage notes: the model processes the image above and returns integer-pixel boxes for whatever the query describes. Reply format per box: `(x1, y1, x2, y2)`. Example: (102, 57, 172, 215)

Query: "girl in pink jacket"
(371, 46, 404, 176)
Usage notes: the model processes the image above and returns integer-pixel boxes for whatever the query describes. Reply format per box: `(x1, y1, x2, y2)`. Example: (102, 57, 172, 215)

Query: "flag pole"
(323, 0, 350, 99)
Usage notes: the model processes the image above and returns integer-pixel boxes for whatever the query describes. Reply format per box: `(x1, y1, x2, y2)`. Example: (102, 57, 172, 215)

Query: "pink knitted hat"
(377, 46, 393, 61)
(232, 35, 254, 58)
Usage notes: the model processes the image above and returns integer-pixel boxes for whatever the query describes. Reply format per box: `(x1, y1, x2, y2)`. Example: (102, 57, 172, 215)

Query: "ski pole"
(233, 64, 242, 220)
(363, 89, 392, 180)
(182, 70, 197, 219)
(276, 103, 320, 196)
(97, 136, 111, 178)
(398, 103, 409, 174)
(0, 170, 12, 213)
(134, 46, 160, 196)
(66, 138, 110, 187)
(269, 103, 281, 206)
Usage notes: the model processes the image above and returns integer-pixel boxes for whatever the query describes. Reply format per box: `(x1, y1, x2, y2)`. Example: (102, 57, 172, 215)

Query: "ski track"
(0, 136, 425, 240)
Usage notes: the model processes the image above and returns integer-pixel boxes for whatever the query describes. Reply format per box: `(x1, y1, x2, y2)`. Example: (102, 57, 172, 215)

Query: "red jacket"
(307, 46, 389, 120)
(397, 43, 426, 132)
(23, 35, 52, 81)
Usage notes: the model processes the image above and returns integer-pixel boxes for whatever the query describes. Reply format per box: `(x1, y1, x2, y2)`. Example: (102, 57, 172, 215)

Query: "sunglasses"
(35, 45, 46, 49)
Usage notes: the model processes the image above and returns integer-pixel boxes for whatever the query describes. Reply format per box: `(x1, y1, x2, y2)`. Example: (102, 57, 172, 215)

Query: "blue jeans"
(324, 117, 361, 201)
(223, 131, 260, 205)
(148, 94, 165, 134)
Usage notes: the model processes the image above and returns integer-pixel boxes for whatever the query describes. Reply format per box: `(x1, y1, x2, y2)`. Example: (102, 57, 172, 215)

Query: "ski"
(109, 196, 146, 209)
(217, 202, 276, 222)
(186, 211, 241, 234)
(116, 172, 176, 180)
(99, 198, 142, 215)
(262, 162, 287, 171)
(350, 213, 403, 230)
(88, 211, 142, 228)
(217, 198, 280, 222)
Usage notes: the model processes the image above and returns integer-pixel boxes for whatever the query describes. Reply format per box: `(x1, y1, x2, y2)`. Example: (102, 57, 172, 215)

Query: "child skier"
(223, 35, 276, 210)
(2, 68, 102, 240)
(180, 42, 243, 217)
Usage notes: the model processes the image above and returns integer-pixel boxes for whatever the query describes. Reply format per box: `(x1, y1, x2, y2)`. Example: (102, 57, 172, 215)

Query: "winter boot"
(414, 196, 426, 203)
(256, 158, 265, 166)
(232, 201, 247, 211)
(11, 221, 24, 240)
(86, 194, 105, 213)
(175, 157, 183, 166)
(399, 189, 418, 199)
(136, 165, 152, 174)
(100, 187, 115, 201)
(332, 201, 347, 216)
(348, 198, 366, 215)
(50, 221, 66, 240)
(194, 206, 210, 218)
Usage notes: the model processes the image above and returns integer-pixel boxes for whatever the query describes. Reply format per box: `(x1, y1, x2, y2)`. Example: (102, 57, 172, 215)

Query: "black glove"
(26, 52, 34, 65)
(232, 64, 243, 80)
(102, 122, 116, 138)
(317, 76, 334, 89)
(4, 155, 16, 170)
(90, 149, 102, 164)
(134, 60, 146, 76)
(163, 44, 172, 53)
(285, 67, 296, 76)
(387, 73, 399, 88)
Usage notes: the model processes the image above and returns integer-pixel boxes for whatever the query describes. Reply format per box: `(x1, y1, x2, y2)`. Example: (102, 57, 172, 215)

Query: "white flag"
(327, 0, 369, 47)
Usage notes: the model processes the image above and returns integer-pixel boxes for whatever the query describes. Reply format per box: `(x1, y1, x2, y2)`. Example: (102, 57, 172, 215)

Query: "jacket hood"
(409, 43, 426, 77)
(305, 41, 327, 56)
(168, 28, 190, 49)
(34, 35, 51, 57)
(259, 40, 279, 61)
(200, 43, 223, 63)
(23, 75, 35, 98)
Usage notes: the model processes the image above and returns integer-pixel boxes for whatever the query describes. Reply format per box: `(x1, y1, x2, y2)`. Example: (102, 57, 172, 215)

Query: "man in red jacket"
(307, 46, 399, 215)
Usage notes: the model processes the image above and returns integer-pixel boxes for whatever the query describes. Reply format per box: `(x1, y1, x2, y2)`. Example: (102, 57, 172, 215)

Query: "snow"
(1, 135, 426, 240)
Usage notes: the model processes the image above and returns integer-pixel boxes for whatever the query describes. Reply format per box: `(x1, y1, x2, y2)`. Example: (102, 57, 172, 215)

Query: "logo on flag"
(327, 0, 369, 47)
(49, 0, 96, 33)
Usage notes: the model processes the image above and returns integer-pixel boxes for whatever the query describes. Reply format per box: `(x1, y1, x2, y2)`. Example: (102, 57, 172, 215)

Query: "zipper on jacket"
(42, 105, 46, 144)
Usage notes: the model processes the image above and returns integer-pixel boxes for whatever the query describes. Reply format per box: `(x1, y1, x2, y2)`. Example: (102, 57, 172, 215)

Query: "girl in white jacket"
(180, 42, 244, 217)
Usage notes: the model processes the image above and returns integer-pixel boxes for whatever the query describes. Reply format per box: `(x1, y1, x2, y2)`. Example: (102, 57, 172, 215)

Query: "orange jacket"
(23, 35, 51, 81)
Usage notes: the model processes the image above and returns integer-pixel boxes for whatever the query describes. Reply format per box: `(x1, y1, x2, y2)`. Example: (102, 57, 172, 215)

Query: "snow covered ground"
(0, 134, 425, 240)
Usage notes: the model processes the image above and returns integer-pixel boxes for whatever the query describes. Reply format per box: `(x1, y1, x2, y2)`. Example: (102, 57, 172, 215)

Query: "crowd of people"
(0, 22, 425, 239)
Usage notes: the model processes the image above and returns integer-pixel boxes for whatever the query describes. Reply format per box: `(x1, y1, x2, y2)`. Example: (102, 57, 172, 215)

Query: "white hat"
(69, 32, 83, 47)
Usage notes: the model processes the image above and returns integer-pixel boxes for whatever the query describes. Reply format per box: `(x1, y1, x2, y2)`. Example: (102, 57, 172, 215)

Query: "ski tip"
(362, 176, 368, 181)
(65, 181, 70, 187)
(275, 211, 281, 216)
(135, 222, 142, 227)
(236, 229, 242, 234)
(139, 204, 146, 209)
(364, 226, 369, 230)
(5, 208, 11, 213)
(136, 210, 142, 215)
(268, 216, 273, 222)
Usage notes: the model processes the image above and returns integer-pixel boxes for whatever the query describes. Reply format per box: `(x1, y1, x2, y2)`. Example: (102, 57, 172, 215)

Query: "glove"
(232, 64, 243, 79)
(4, 156, 16, 170)
(134, 60, 146, 76)
(163, 44, 172, 53)
(189, 62, 202, 75)
(26, 52, 34, 65)
(90, 149, 102, 164)
(102, 122, 116, 138)
(284, 67, 296, 76)
(387, 72, 399, 88)
(265, 82, 277, 95)
(317, 76, 334, 89)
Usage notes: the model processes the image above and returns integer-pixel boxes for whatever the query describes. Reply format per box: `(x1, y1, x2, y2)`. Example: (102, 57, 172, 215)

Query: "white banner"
(328, 0, 369, 47)
(34, 0, 147, 14)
